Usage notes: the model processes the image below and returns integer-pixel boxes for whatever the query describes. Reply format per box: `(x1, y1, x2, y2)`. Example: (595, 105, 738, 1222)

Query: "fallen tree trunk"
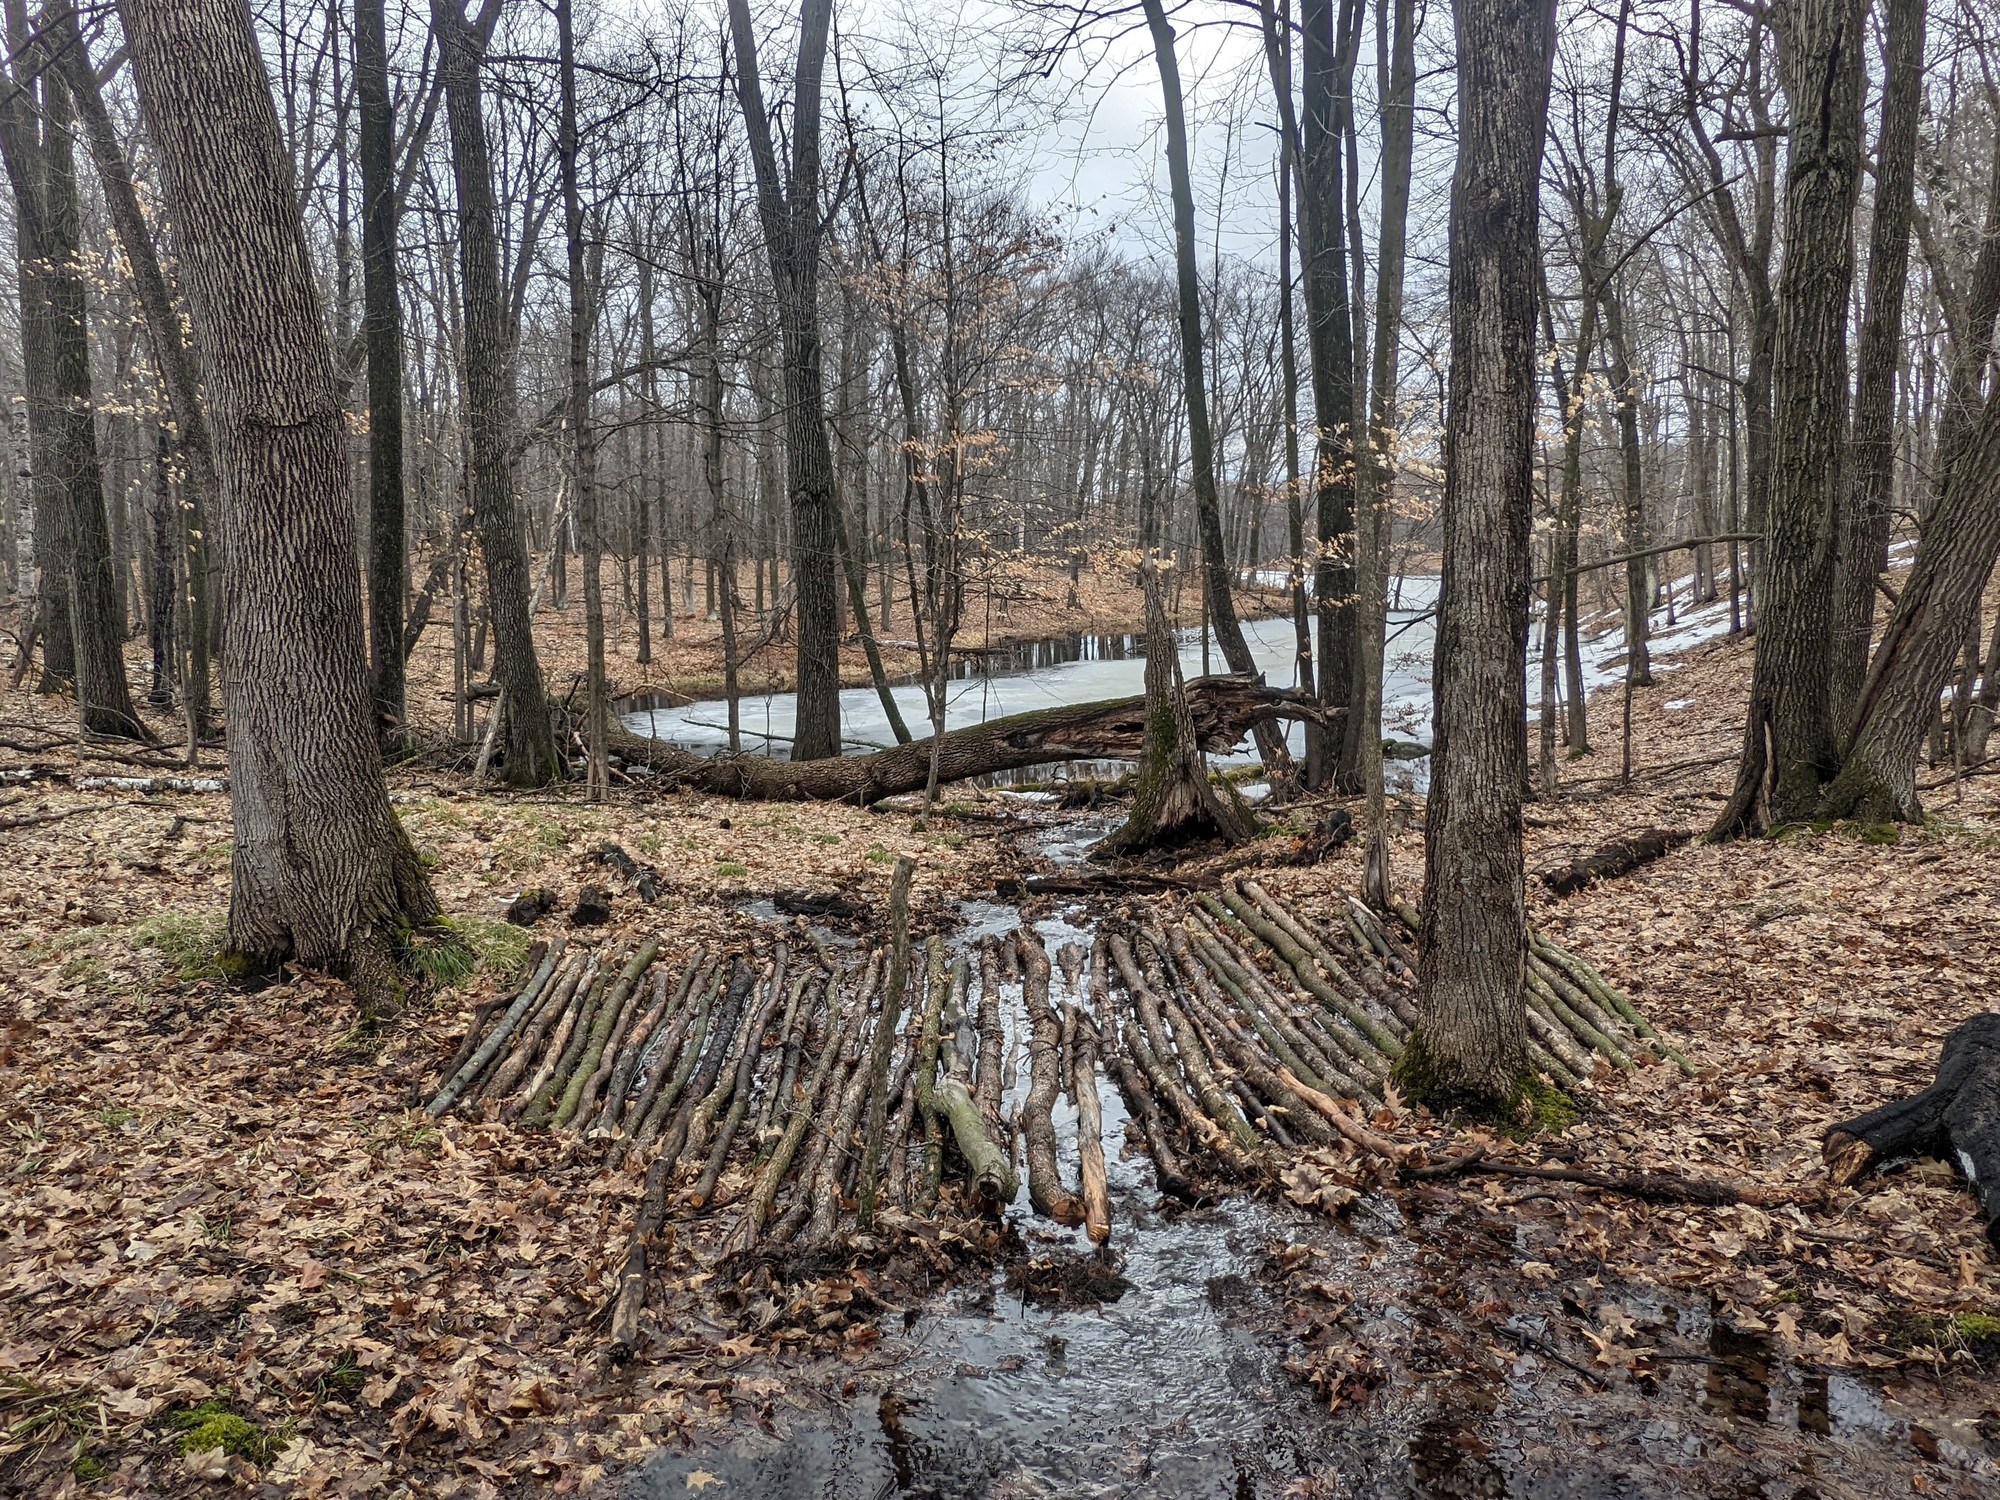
(1825, 1013, 2000, 1251)
(609, 673, 1316, 805)
(1539, 828, 1693, 896)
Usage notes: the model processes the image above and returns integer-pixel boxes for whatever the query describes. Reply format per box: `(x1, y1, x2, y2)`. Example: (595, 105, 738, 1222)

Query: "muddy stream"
(621, 811, 1989, 1498)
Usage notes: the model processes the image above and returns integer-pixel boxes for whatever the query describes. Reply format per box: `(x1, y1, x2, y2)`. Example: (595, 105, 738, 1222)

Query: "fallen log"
(1824, 1013, 2000, 1251)
(1539, 828, 1693, 896)
(1069, 1006, 1113, 1244)
(610, 673, 1317, 805)
(1020, 930, 1083, 1224)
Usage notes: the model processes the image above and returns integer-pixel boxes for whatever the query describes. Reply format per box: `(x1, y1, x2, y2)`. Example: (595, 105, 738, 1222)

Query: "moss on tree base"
(1393, 1030, 1577, 1136)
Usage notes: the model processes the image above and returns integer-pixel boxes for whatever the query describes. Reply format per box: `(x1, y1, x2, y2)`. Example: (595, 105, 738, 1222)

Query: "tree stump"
(1824, 1013, 2000, 1251)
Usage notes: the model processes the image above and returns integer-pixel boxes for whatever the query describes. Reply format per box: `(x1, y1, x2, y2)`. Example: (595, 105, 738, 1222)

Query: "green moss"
(1887, 1310, 2000, 1356)
(1391, 1030, 1575, 1136)
(1856, 821, 1902, 846)
(70, 1445, 107, 1481)
(168, 1401, 279, 1464)
(132, 913, 232, 982)
(715, 861, 748, 878)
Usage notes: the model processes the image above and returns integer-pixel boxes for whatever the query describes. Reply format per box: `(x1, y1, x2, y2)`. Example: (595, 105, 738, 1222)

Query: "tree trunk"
(433, 0, 560, 786)
(0, 21, 144, 738)
(1358, 0, 1416, 904)
(1822, 383, 2000, 821)
(1093, 560, 1253, 861)
(52, 7, 215, 736)
(121, 0, 438, 1007)
(1143, 0, 1293, 788)
(616, 671, 1309, 807)
(1297, 0, 1362, 789)
(1407, 0, 1553, 1106)
(1714, 0, 1866, 834)
(726, 0, 841, 762)
(557, 0, 607, 801)
(1600, 280, 1652, 687)
(357, 0, 408, 732)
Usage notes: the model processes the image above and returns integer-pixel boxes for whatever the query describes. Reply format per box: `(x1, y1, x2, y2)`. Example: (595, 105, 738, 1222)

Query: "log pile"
(419, 882, 1681, 1356)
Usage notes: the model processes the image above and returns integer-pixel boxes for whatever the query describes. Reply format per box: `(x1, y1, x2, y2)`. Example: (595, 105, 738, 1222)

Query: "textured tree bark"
(1824, 1013, 2000, 1252)
(1356, 0, 1415, 903)
(0, 23, 144, 738)
(1714, 0, 1865, 834)
(1828, 0, 1925, 716)
(52, 8, 216, 735)
(1822, 383, 2000, 821)
(1408, 0, 1552, 1105)
(726, 0, 842, 762)
(1599, 281, 1652, 687)
(1298, 0, 1362, 789)
(122, 0, 438, 1006)
(432, 0, 561, 786)
(357, 0, 408, 731)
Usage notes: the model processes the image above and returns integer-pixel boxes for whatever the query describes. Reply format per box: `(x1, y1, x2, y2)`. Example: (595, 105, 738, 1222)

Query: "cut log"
(1539, 828, 1693, 896)
(1069, 1005, 1112, 1244)
(856, 856, 916, 1231)
(1019, 930, 1083, 1223)
(1824, 1013, 2000, 1251)
(610, 672, 1316, 804)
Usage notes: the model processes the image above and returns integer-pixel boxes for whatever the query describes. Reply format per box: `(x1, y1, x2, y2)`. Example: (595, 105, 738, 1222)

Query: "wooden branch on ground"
(1539, 828, 1693, 895)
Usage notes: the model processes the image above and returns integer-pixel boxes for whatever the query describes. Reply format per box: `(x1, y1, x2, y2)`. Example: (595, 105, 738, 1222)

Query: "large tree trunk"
(1714, 0, 1866, 835)
(357, 0, 408, 731)
(433, 0, 561, 786)
(1828, 0, 1925, 715)
(122, 0, 438, 1006)
(726, 0, 842, 763)
(614, 672, 1311, 807)
(52, 7, 215, 736)
(1143, 0, 1294, 789)
(0, 21, 144, 739)
(1408, 0, 1553, 1106)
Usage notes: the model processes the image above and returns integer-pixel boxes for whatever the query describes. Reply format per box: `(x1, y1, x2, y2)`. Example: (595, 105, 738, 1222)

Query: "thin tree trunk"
(122, 0, 439, 1007)
(0, 18, 144, 738)
(1408, 0, 1553, 1105)
(557, 0, 607, 800)
(357, 0, 408, 731)
(433, 0, 560, 786)
(1143, 0, 1294, 788)
(726, 0, 841, 761)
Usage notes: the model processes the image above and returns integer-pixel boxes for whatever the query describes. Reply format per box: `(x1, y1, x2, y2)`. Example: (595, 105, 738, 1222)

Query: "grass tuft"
(132, 912, 232, 982)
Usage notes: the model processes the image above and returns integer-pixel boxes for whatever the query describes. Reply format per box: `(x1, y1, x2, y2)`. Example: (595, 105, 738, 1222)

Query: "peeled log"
(1824, 1013, 2000, 1252)
(610, 674, 1315, 805)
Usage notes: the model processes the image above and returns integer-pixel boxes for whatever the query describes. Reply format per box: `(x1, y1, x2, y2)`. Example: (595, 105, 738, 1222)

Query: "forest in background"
(1, 0, 1999, 1491)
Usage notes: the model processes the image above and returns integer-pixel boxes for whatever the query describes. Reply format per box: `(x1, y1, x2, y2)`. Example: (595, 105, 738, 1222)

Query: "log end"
(1823, 1129, 1878, 1188)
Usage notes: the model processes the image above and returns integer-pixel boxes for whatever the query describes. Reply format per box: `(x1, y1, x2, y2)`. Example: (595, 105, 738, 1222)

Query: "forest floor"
(2, 578, 1998, 1497)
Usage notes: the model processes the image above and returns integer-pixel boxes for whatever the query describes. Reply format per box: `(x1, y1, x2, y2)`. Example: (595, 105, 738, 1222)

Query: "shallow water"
(626, 808, 1998, 1500)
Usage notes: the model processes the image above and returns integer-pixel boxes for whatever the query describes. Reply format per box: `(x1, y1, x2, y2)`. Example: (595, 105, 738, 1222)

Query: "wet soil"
(620, 811, 2000, 1499)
